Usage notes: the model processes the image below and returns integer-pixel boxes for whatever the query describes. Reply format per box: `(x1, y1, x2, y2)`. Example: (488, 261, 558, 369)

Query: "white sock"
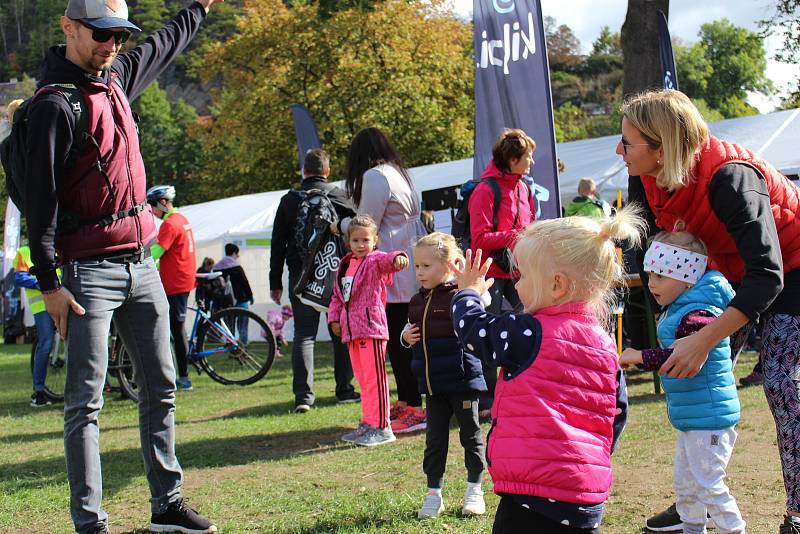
(427, 487, 442, 496)
(466, 482, 482, 493)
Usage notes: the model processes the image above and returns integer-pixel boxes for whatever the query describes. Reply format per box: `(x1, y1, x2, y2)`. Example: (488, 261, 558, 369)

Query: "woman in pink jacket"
(469, 128, 537, 416)
(329, 215, 409, 447)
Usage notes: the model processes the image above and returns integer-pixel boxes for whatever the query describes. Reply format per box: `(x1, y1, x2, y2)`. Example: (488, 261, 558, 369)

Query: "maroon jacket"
(25, 2, 208, 290)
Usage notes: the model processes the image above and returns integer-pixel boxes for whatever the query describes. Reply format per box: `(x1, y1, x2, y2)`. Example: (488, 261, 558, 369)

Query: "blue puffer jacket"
(658, 270, 740, 431)
(407, 281, 487, 395)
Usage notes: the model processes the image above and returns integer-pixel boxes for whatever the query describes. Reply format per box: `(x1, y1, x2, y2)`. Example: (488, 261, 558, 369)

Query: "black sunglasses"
(77, 20, 131, 45)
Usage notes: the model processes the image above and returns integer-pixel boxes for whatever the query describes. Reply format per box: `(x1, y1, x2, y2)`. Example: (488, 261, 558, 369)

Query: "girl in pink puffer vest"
(329, 215, 409, 447)
(450, 208, 643, 533)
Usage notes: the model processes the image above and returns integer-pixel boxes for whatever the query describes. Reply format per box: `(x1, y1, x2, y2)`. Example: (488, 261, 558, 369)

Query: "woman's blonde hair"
(514, 206, 646, 322)
(346, 214, 379, 240)
(413, 232, 464, 267)
(620, 90, 709, 191)
(651, 230, 707, 255)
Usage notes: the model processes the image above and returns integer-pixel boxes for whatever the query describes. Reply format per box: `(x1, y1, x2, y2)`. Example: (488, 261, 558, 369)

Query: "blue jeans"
(62, 256, 183, 533)
(235, 300, 249, 345)
(32, 310, 56, 391)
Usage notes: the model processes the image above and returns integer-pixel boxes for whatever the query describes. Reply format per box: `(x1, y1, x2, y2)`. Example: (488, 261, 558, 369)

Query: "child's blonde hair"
(650, 230, 707, 255)
(514, 205, 646, 322)
(346, 214, 379, 240)
(413, 232, 464, 267)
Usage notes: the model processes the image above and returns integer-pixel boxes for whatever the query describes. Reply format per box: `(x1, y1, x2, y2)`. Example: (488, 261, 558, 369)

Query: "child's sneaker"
(30, 391, 52, 408)
(780, 515, 800, 534)
(341, 422, 370, 443)
(176, 377, 193, 391)
(353, 426, 396, 447)
(392, 406, 426, 434)
(418, 491, 444, 519)
(461, 485, 485, 515)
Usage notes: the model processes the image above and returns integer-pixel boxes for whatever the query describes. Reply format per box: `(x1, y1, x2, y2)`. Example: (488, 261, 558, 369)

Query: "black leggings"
(386, 303, 421, 407)
(169, 319, 189, 378)
(493, 496, 600, 534)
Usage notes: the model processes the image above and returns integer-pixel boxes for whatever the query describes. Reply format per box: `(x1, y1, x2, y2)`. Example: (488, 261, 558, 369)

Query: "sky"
(451, 0, 800, 112)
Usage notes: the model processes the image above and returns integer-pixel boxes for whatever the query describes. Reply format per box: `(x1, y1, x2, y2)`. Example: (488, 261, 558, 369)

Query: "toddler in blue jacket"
(621, 231, 744, 534)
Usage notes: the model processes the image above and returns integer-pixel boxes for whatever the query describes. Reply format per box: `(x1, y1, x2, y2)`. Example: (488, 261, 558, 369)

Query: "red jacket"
(55, 72, 154, 261)
(641, 136, 800, 282)
(468, 161, 535, 279)
(156, 210, 196, 295)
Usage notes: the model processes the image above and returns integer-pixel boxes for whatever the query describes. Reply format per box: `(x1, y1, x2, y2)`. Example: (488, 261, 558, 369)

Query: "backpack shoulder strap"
(486, 177, 503, 231)
(36, 84, 90, 163)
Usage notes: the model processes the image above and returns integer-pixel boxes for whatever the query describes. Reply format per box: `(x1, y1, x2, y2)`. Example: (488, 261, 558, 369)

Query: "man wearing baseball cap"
(24, 0, 222, 532)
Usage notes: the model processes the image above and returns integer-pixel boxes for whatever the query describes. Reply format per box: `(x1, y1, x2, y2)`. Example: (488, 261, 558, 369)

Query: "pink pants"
(348, 338, 391, 429)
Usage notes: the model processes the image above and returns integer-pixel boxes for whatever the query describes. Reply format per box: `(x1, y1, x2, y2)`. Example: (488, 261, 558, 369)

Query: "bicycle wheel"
(110, 335, 139, 403)
(196, 307, 275, 385)
(30, 335, 67, 402)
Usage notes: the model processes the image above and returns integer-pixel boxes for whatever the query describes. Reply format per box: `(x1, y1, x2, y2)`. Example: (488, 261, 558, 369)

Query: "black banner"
(473, 0, 560, 219)
(291, 104, 323, 172)
(657, 10, 679, 90)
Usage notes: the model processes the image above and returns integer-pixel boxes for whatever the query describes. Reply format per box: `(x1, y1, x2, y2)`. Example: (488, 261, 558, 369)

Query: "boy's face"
(647, 272, 690, 307)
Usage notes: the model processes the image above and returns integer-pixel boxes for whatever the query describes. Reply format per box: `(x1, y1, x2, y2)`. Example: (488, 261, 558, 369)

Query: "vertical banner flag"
(2, 199, 21, 324)
(657, 10, 679, 90)
(473, 0, 560, 219)
(291, 104, 323, 172)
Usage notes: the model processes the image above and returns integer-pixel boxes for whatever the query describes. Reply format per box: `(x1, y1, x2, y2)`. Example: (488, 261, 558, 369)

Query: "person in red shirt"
(148, 185, 197, 391)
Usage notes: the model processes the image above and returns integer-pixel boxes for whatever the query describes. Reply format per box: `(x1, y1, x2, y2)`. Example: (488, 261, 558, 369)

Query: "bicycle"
(115, 273, 276, 387)
(31, 325, 138, 403)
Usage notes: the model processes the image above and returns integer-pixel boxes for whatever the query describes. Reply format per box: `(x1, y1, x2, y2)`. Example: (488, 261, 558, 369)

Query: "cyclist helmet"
(146, 185, 176, 211)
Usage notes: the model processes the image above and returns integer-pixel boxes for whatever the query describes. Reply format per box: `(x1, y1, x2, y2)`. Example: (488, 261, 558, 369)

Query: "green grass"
(0, 344, 785, 533)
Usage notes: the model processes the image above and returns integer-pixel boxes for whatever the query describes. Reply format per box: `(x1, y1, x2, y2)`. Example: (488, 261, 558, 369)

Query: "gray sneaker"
(353, 426, 396, 447)
(418, 492, 444, 519)
(341, 422, 370, 443)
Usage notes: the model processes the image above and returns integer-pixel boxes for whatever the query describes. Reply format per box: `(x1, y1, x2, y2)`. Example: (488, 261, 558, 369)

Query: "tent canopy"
(183, 107, 800, 246)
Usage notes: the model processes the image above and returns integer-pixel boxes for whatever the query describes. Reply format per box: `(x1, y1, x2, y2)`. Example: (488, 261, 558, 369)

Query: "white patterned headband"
(643, 241, 707, 285)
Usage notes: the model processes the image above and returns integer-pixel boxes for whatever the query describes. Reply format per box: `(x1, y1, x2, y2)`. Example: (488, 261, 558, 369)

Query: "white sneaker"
(461, 485, 485, 515)
(418, 491, 444, 519)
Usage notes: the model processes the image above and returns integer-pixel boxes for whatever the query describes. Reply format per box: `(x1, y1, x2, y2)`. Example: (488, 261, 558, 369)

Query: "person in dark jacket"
(215, 243, 254, 345)
(269, 148, 359, 412)
(24, 0, 220, 531)
(401, 233, 487, 519)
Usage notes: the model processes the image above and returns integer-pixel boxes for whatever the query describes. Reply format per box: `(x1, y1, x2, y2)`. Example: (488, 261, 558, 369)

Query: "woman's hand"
(659, 331, 714, 378)
(449, 249, 495, 295)
(402, 324, 420, 346)
(394, 255, 409, 271)
(330, 322, 342, 337)
(619, 348, 642, 369)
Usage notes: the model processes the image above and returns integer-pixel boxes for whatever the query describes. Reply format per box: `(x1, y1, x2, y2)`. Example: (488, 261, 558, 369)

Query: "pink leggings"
(348, 338, 391, 429)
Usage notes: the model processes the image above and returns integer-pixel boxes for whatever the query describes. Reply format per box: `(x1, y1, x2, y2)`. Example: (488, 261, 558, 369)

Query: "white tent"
(182, 108, 800, 335)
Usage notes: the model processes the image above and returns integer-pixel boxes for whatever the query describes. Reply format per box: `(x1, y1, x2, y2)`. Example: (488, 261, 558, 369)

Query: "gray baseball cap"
(65, 0, 141, 32)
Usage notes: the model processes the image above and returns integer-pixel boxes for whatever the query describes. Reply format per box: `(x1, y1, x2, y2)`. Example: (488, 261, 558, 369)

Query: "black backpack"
(291, 188, 340, 261)
(452, 178, 535, 249)
(0, 84, 89, 215)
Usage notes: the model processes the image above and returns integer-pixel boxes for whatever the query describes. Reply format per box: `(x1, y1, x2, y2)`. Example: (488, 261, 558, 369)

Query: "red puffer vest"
(488, 302, 618, 504)
(56, 73, 154, 261)
(641, 136, 800, 282)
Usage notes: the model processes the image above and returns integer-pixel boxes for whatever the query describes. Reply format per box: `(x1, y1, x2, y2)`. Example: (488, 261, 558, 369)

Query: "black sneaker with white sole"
(645, 503, 716, 532)
(150, 498, 217, 533)
(30, 391, 52, 408)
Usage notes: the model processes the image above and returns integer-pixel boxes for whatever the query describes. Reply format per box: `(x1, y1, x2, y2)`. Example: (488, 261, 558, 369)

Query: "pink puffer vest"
(488, 302, 619, 504)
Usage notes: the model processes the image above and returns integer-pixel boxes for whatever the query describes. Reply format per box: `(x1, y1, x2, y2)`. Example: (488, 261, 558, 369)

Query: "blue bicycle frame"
(185, 305, 242, 361)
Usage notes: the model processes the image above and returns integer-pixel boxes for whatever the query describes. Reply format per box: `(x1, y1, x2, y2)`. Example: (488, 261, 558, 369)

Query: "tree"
(545, 16, 583, 72)
(192, 0, 473, 199)
(621, 0, 669, 97)
(699, 19, 773, 113)
(759, 1, 800, 82)
(674, 20, 772, 118)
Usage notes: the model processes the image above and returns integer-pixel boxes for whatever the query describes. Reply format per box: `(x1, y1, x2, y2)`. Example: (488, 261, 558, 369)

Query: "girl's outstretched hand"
(394, 255, 409, 271)
(449, 249, 495, 296)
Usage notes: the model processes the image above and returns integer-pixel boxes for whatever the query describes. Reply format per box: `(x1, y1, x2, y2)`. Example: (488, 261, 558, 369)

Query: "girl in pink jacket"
(329, 215, 409, 447)
(450, 208, 642, 533)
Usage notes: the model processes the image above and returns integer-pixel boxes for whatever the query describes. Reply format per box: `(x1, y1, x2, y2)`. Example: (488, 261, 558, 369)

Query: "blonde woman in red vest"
(618, 89, 800, 534)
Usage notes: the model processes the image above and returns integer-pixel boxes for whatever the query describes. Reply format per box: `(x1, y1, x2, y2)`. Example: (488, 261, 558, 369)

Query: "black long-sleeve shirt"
(269, 177, 356, 290)
(629, 164, 797, 319)
(25, 2, 208, 290)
